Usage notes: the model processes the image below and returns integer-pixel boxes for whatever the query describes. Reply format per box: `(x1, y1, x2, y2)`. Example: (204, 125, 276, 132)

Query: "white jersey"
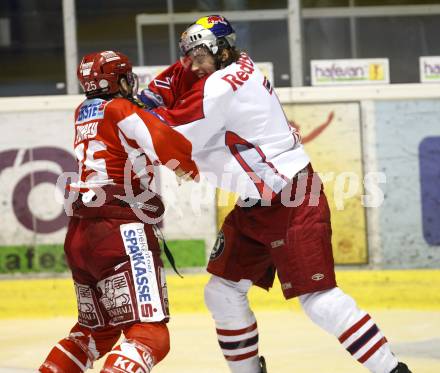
(153, 54, 310, 199)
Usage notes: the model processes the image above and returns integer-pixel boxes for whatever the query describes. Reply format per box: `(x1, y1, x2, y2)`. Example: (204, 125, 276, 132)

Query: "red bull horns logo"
(197, 15, 227, 29)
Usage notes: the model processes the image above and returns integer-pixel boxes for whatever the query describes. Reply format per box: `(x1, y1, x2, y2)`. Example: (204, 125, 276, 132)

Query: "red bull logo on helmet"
(207, 15, 228, 26)
(184, 15, 235, 51)
(196, 15, 228, 30)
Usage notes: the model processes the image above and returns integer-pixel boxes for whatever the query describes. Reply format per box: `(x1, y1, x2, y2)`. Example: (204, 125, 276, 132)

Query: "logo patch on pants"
(210, 230, 225, 261)
(97, 272, 135, 326)
(270, 239, 285, 248)
(74, 283, 104, 328)
(311, 273, 325, 281)
(120, 223, 167, 322)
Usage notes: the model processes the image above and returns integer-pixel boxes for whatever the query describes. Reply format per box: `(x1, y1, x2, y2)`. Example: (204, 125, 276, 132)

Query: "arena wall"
(0, 84, 439, 272)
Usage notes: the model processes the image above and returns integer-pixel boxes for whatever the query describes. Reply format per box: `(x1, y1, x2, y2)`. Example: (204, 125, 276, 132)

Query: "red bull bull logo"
(197, 15, 228, 29)
(207, 15, 227, 25)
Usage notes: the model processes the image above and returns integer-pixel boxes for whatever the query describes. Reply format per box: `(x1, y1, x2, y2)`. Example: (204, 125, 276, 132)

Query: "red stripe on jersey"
(358, 337, 388, 363)
(338, 314, 371, 343)
(224, 349, 258, 362)
(225, 130, 291, 199)
(253, 144, 289, 183)
(217, 322, 258, 337)
(228, 144, 269, 198)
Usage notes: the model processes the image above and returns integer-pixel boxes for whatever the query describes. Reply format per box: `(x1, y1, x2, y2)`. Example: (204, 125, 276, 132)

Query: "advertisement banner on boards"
(0, 110, 76, 273)
(419, 56, 440, 83)
(311, 58, 390, 86)
(0, 109, 211, 274)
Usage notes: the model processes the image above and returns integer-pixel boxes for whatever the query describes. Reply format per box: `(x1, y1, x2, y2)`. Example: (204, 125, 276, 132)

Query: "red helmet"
(77, 51, 134, 98)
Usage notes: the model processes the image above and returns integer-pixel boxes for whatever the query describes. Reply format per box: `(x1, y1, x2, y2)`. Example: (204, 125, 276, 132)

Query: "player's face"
(181, 47, 216, 78)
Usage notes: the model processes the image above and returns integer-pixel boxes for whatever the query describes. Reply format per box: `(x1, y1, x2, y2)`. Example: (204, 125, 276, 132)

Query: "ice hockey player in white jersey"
(141, 15, 412, 373)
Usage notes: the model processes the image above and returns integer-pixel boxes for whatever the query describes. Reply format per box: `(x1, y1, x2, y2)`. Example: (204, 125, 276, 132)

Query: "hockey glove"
(139, 89, 164, 109)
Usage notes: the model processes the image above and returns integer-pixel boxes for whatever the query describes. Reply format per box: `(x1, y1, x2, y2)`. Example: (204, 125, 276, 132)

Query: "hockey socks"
(217, 321, 260, 372)
(300, 287, 398, 373)
(205, 276, 261, 373)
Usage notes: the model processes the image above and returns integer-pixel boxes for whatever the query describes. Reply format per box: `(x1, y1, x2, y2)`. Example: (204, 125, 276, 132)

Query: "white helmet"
(179, 15, 236, 55)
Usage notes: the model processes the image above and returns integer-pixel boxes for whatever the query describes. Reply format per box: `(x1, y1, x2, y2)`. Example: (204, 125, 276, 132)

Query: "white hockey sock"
(205, 276, 261, 373)
(338, 313, 397, 373)
(216, 321, 260, 373)
(300, 287, 398, 373)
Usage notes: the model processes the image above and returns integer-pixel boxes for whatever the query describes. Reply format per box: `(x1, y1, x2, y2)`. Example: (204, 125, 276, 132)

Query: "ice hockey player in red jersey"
(39, 50, 198, 373)
(140, 15, 412, 373)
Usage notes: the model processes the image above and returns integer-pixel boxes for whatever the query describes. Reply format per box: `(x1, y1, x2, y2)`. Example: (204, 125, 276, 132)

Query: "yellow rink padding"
(0, 270, 439, 319)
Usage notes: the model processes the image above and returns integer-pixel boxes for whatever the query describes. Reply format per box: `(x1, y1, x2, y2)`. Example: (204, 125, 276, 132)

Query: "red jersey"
(148, 61, 199, 110)
(70, 97, 198, 191)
